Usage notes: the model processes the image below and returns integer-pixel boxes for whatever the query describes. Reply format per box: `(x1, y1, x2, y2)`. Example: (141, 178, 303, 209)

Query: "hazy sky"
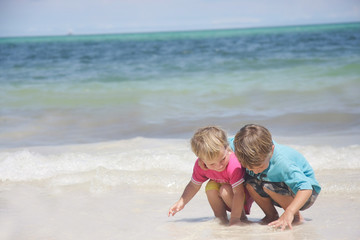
(0, 0, 359, 37)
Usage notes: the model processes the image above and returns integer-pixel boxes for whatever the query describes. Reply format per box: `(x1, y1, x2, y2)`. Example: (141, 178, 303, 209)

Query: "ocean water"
(1, 23, 360, 239)
(1, 22, 360, 147)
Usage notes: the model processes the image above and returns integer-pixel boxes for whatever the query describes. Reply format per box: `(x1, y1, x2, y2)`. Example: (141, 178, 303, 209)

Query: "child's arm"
(269, 189, 312, 230)
(229, 183, 245, 226)
(168, 181, 201, 217)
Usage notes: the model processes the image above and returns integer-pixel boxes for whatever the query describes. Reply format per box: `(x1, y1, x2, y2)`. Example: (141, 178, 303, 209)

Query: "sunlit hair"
(233, 124, 273, 168)
(191, 126, 229, 162)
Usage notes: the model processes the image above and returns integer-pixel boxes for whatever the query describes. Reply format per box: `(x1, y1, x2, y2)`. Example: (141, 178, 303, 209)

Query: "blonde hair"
(233, 124, 273, 168)
(191, 126, 229, 161)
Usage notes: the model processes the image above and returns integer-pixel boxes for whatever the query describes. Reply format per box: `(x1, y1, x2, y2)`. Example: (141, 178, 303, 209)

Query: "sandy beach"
(0, 137, 359, 240)
(0, 176, 359, 240)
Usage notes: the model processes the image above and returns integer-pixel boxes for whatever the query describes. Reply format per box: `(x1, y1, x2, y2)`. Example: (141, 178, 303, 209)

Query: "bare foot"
(240, 218, 253, 224)
(240, 212, 248, 221)
(292, 212, 304, 225)
(260, 214, 279, 225)
(216, 216, 229, 225)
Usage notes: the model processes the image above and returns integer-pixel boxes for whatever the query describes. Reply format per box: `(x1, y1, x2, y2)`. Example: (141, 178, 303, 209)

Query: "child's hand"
(268, 210, 294, 230)
(168, 200, 185, 217)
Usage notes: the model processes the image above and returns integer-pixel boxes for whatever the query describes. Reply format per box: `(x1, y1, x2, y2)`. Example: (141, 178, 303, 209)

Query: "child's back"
(248, 142, 321, 195)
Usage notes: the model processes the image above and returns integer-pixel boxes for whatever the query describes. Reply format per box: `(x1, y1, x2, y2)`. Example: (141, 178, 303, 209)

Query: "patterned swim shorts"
(245, 175, 318, 211)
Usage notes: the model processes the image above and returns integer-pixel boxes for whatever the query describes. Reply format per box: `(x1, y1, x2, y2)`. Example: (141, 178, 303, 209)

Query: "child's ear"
(198, 159, 208, 170)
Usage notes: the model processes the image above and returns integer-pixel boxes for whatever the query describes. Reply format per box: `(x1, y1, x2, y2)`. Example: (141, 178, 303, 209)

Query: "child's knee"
(219, 184, 232, 197)
(206, 189, 219, 198)
(245, 183, 255, 192)
(262, 185, 272, 194)
(263, 182, 293, 197)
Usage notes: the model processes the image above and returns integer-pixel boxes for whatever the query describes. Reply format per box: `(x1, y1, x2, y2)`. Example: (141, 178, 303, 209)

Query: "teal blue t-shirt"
(229, 137, 321, 195)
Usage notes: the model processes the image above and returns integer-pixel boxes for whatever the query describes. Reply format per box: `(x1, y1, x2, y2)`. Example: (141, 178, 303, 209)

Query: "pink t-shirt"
(191, 152, 253, 214)
(191, 152, 245, 188)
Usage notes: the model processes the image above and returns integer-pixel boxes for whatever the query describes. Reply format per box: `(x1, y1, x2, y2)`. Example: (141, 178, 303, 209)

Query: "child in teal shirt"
(230, 124, 321, 230)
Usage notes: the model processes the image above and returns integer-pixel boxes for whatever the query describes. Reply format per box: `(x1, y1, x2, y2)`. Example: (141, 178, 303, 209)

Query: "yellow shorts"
(205, 180, 228, 192)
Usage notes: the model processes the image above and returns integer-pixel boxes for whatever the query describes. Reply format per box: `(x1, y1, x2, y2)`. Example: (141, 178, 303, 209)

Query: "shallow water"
(1, 23, 360, 147)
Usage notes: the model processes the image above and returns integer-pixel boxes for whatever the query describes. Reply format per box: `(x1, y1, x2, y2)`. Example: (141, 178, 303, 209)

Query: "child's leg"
(218, 184, 233, 208)
(218, 184, 247, 220)
(205, 181, 228, 223)
(263, 187, 303, 223)
(246, 183, 278, 223)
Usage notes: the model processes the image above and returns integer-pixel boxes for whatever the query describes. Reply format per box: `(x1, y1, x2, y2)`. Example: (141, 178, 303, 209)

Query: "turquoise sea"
(1, 23, 360, 240)
(1, 22, 359, 147)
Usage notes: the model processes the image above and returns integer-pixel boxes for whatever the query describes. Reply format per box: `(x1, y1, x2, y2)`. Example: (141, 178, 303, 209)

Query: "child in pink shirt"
(168, 126, 253, 225)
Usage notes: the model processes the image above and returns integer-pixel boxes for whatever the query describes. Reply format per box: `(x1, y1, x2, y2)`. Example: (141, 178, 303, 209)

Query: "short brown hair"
(191, 126, 229, 161)
(233, 124, 273, 168)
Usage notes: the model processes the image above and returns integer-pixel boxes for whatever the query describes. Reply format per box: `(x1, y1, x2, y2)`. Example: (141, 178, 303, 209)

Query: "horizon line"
(1, 20, 359, 39)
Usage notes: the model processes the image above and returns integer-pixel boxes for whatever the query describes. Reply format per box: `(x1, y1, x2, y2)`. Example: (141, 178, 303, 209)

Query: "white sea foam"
(0, 138, 359, 194)
(292, 144, 360, 170)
